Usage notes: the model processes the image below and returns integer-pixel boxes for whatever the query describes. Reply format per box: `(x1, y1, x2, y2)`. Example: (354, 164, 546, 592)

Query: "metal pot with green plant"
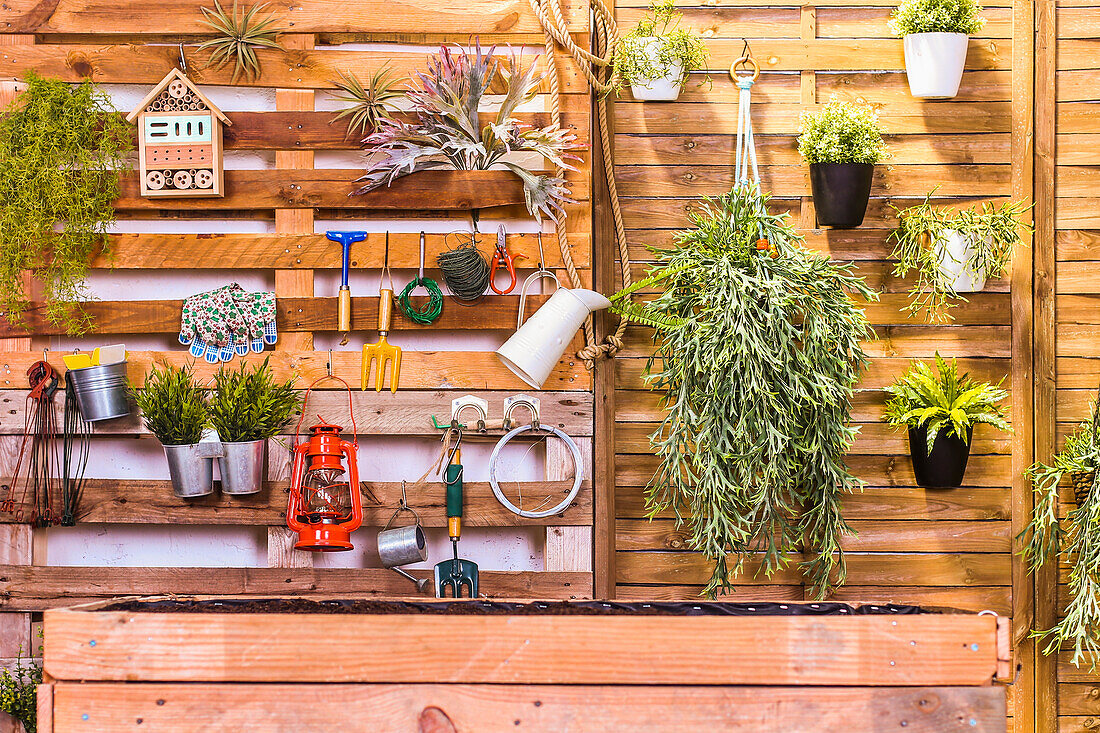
(612, 0, 708, 102)
(883, 354, 1010, 489)
(889, 192, 1031, 322)
(209, 357, 301, 496)
(131, 362, 218, 499)
(891, 0, 985, 98)
(1021, 390, 1100, 669)
(797, 100, 888, 229)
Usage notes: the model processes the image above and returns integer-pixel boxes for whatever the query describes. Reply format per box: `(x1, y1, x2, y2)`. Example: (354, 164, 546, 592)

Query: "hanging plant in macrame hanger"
(606, 50, 879, 598)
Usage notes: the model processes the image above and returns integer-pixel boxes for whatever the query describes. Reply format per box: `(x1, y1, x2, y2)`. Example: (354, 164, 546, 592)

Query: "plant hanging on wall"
(0, 72, 131, 335)
(209, 356, 300, 443)
(611, 186, 877, 598)
(889, 191, 1031, 322)
(329, 65, 405, 138)
(198, 0, 285, 83)
(612, 0, 709, 102)
(1021, 390, 1100, 668)
(354, 43, 579, 224)
(891, 0, 985, 98)
(0, 639, 41, 733)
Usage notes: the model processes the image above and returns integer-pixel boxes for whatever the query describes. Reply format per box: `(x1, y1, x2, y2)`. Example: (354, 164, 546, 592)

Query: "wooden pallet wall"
(608, 0, 1035, 727)
(0, 7, 598, 727)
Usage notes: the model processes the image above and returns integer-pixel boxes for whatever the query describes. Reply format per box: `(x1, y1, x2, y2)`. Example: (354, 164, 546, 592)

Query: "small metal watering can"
(377, 481, 429, 592)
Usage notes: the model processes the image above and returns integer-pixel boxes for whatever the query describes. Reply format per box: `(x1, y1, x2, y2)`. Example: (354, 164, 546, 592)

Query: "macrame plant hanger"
(730, 43, 773, 252)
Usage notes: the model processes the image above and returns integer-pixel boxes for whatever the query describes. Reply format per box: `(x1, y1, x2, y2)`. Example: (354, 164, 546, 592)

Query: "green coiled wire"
(397, 276, 444, 325)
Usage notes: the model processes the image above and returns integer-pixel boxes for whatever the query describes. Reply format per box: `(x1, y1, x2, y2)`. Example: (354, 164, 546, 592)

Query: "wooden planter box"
(40, 599, 1010, 731)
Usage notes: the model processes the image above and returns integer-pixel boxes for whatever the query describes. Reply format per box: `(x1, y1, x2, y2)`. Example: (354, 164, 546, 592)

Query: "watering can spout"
(495, 288, 613, 389)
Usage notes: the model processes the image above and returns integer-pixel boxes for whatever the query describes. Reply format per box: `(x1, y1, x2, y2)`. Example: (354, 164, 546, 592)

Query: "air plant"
(329, 66, 405, 138)
(198, 0, 285, 83)
(353, 43, 580, 224)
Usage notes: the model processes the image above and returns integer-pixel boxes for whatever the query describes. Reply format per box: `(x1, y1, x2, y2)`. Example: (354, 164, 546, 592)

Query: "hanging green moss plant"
(611, 186, 877, 598)
(0, 72, 131, 335)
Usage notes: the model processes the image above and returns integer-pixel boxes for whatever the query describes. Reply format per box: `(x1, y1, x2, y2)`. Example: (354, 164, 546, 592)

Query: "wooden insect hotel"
(126, 68, 229, 198)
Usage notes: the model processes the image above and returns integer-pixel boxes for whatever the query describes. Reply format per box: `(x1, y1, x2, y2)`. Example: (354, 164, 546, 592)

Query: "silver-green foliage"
(621, 186, 877, 598)
(891, 0, 985, 36)
(612, 0, 709, 87)
(208, 357, 301, 442)
(882, 353, 1010, 452)
(797, 100, 888, 165)
(130, 362, 210, 446)
(1021, 395, 1100, 668)
(889, 192, 1031, 321)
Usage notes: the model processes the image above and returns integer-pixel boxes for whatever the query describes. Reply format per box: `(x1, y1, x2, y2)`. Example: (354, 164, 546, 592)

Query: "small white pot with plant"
(798, 100, 888, 229)
(889, 191, 1031, 321)
(891, 0, 986, 99)
(613, 0, 708, 102)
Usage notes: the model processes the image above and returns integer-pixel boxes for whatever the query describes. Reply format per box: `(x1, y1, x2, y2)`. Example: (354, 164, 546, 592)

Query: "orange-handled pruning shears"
(489, 224, 524, 295)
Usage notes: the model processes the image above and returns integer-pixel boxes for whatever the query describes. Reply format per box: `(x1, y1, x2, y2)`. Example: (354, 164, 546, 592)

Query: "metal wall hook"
(178, 43, 189, 76)
(503, 394, 541, 431)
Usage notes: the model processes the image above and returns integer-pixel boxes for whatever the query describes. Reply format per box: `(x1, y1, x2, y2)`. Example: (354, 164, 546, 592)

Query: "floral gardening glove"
(179, 284, 278, 363)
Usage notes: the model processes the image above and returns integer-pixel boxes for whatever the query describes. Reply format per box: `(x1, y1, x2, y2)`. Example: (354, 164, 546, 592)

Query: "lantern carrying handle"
(293, 373, 358, 447)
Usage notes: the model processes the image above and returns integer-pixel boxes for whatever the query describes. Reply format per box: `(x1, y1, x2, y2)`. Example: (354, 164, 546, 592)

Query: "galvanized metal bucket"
(163, 443, 223, 498)
(67, 361, 131, 422)
(218, 439, 266, 496)
(378, 524, 427, 568)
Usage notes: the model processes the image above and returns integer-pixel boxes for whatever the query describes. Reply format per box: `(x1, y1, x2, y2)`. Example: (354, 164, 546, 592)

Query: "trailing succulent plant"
(198, 0, 285, 83)
(889, 191, 1031, 321)
(208, 357, 301, 443)
(0, 72, 131, 335)
(329, 66, 405, 138)
(891, 0, 986, 36)
(612, 0, 709, 89)
(1021, 389, 1100, 669)
(612, 185, 877, 598)
(354, 43, 579, 224)
(882, 353, 1010, 451)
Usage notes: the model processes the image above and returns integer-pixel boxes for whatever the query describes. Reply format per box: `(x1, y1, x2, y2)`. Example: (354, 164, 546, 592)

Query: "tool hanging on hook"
(362, 232, 402, 392)
(326, 230, 367, 345)
(489, 224, 523, 295)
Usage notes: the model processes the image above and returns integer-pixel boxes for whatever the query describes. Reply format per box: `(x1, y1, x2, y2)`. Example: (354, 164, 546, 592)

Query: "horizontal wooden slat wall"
(0, 0, 597, 649)
(610, 0, 1033, 726)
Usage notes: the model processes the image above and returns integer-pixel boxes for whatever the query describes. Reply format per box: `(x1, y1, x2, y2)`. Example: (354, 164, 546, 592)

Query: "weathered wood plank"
(42, 609, 1001, 685)
(48, 683, 1007, 732)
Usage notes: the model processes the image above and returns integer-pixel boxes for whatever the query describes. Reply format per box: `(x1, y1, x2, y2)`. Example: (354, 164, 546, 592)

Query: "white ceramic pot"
(935, 229, 988, 292)
(902, 32, 969, 99)
(629, 38, 684, 102)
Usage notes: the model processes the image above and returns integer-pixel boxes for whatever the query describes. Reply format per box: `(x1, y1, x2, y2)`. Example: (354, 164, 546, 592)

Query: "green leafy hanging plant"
(209, 357, 301, 442)
(0, 72, 131, 335)
(612, 0, 709, 90)
(614, 186, 877, 598)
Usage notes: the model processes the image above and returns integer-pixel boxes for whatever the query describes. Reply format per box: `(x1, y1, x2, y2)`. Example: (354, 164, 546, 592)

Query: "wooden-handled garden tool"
(325, 230, 367, 344)
(362, 232, 401, 392)
(435, 443, 478, 598)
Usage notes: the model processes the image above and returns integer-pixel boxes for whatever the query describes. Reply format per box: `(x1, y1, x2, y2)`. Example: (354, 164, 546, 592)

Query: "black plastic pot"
(809, 162, 874, 229)
(907, 425, 973, 489)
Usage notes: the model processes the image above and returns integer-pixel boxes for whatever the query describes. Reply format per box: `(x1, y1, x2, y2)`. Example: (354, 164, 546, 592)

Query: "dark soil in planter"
(908, 425, 973, 489)
(809, 162, 874, 228)
(101, 598, 931, 616)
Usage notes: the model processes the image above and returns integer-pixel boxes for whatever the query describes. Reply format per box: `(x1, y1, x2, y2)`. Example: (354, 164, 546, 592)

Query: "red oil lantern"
(286, 377, 362, 551)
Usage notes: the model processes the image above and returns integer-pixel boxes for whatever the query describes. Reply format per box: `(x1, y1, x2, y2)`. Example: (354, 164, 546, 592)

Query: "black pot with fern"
(884, 354, 1010, 489)
(209, 357, 300, 496)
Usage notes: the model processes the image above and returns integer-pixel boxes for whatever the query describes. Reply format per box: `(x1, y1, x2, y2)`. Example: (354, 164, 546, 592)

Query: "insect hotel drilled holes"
(126, 67, 230, 198)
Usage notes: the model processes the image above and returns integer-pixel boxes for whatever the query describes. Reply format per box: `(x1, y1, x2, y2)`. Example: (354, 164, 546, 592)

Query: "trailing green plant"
(882, 353, 1010, 451)
(198, 0, 285, 83)
(889, 191, 1031, 321)
(130, 362, 210, 446)
(355, 43, 579, 224)
(1021, 390, 1100, 668)
(329, 65, 405, 139)
(798, 100, 887, 165)
(209, 357, 301, 442)
(612, 0, 709, 89)
(0, 637, 41, 733)
(611, 185, 877, 599)
(891, 0, 986, 36)
(0, 72, 131, 335)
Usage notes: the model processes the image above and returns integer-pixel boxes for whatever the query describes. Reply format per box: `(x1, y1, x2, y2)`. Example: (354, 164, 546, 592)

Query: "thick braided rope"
(531, 0, 633, 368)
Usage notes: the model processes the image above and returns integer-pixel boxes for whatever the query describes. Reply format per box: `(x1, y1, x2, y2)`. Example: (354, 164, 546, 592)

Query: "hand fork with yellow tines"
(363, 233, 402, 392)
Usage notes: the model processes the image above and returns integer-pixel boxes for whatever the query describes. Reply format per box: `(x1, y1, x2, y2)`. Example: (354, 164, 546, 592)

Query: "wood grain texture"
(42, 609, 1000, 685)
(47, 683, 1007, 732)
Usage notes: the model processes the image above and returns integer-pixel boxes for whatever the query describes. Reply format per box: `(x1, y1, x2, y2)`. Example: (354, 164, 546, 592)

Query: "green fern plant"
(198, 0, 285, 83)
(130, 362, 210, 446)
(882, 354, 1010, 452)
(209, 357, 301, 443)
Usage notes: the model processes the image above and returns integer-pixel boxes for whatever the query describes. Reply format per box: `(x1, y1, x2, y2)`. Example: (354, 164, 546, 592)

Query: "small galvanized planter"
(163, 443, 224, 498)
(217, 439, 266, 496)
(67, 361, 131, 422)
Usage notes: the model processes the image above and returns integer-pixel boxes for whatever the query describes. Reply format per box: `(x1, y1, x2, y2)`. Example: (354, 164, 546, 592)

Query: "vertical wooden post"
(798, 6, 817, 232)
(1030, 0, 1056, 727)
(545, 437, 593, 578)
